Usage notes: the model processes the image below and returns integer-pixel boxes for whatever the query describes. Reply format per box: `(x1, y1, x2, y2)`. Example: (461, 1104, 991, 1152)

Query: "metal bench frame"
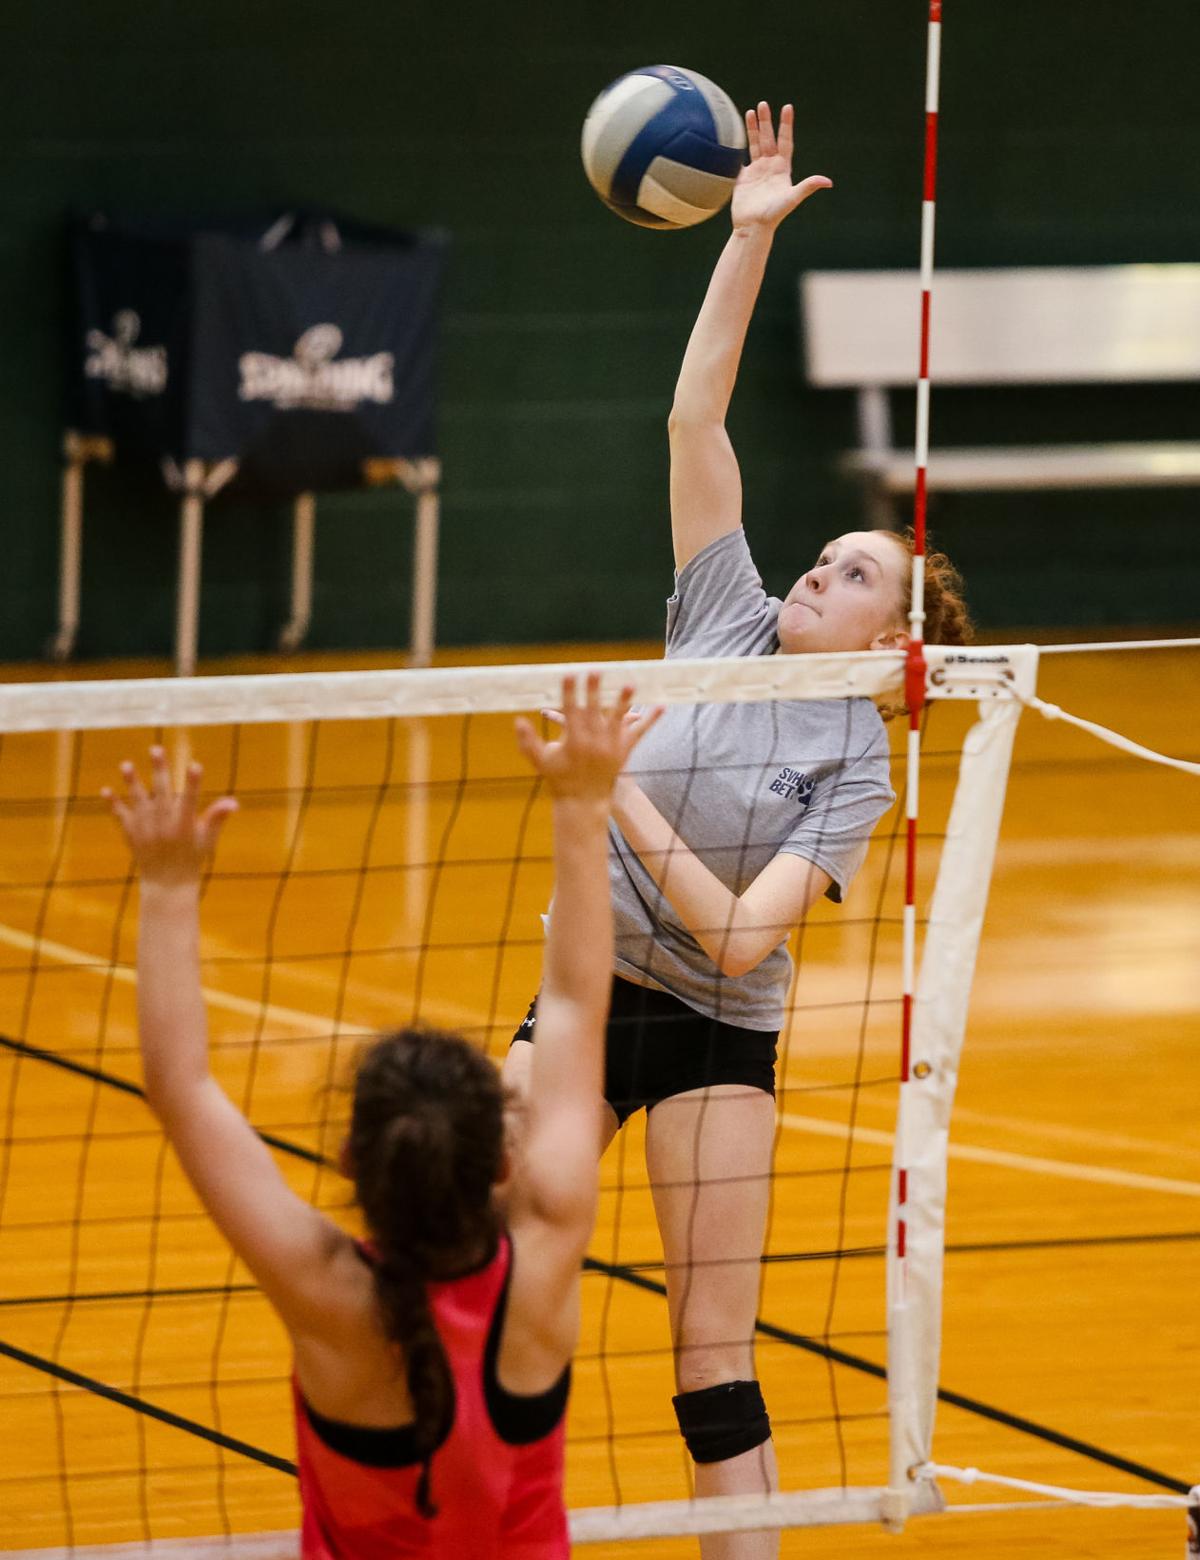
(800, 264, 1200, 526)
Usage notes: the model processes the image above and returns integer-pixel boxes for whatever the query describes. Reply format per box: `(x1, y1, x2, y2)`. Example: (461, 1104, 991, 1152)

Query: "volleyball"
(580, 65, 747, 230)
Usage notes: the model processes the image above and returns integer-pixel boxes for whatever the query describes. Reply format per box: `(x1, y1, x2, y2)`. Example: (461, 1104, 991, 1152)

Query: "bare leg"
(503, 1037, 619, 1159)
(645, 1084, 779, 1560)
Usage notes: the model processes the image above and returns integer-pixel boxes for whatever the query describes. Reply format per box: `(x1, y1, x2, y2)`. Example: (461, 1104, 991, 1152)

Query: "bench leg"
(866, 477, 901, 533)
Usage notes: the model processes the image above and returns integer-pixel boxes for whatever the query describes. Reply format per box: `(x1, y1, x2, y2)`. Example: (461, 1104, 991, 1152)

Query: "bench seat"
(800, 265, 1200, 524)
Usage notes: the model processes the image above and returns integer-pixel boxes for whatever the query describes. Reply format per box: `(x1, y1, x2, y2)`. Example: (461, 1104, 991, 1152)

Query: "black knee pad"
(672, 1380, 771, 1464)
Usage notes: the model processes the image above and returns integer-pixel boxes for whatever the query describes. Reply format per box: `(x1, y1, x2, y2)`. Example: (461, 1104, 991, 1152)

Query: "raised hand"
(731, 102, 831, 233)
(515, 672, 661, 802)
(104, 747, 238, 887)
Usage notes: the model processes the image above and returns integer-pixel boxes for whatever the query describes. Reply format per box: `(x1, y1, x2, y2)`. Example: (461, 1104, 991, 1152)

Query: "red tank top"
(293, 1232, 569, 1559)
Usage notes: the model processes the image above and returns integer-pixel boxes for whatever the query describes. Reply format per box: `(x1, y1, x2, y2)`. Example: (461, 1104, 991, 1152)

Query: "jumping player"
(507, 104, 971, 1560)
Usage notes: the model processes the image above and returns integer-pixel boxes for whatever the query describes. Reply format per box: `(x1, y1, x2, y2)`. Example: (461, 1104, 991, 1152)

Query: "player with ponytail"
(108, 673, 659, 1557)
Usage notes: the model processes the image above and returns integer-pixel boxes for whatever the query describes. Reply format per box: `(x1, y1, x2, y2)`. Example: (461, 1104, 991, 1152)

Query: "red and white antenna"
(896, 0, 942, 1304)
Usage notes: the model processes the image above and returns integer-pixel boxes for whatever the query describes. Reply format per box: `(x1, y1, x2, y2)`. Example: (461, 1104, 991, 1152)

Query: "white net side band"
(888, 693, 1025, 1498)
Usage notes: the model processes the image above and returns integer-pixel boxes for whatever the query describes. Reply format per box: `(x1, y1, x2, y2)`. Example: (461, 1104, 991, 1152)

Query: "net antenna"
(885, 2, 1198, 1539)
(887, 0, 943, 1527)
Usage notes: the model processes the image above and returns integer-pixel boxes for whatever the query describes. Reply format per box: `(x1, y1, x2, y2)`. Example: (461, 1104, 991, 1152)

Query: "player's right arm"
(669, 103, 831, 571)
(506, 676, 659, 1360)
(106, 750, 352, 1343)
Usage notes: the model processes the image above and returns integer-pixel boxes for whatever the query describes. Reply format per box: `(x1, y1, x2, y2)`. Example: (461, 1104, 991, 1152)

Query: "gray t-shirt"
(609, 528, 895, 1030)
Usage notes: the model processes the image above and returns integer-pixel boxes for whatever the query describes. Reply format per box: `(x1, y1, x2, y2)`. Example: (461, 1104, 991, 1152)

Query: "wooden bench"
(799, 264, 1200, 525)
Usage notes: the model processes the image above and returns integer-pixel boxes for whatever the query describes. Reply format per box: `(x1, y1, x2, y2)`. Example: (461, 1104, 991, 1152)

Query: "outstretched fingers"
(610, 681, 635, 726)
(120, 759, 147, 805)
(755, 101, 777, 160)
(789, 173, 833, 212)
(149, 745, 173, 800)
(178, 759, 204, 833)
(620, 704, 663, 763)
(514, 716, 548, 773)
(776, 103, 794, 164)
(197, 795, 239, 852)
(745, 107, 760, 162)
(567, 670, 605, 748)
(100, 783, 133, 834)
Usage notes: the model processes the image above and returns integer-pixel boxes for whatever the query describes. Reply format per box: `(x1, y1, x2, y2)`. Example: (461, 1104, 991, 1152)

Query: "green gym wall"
(2, 1, 1198, 660)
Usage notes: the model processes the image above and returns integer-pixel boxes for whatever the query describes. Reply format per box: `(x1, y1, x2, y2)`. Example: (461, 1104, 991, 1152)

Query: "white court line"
(7, 920, 1196, 1198)
(0, 903, 506, 1044)
(0, 922, 368, 1038)
(782, 1068, 1200, 1165)
(780, 1112, 1200, 1198)
(937, 1099, 1200, 1164)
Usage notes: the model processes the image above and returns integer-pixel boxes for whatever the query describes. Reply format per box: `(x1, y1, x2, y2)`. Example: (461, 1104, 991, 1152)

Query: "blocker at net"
(58, 210, 448, 673)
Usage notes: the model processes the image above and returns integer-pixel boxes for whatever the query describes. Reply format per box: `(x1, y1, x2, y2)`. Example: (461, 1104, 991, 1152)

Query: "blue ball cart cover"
(67, 209, 447, 497)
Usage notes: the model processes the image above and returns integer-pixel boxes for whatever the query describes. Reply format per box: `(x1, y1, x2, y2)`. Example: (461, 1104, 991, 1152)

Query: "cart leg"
(409, 487, 439, 669)
(279, 492, 316, 652)
(50, 447, 85, 662)
(175, 460, 205, 677)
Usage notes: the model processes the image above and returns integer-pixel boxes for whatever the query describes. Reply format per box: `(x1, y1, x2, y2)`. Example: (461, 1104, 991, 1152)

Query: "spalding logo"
(84, 311, 168, 398)
(238, 324, 394, 412)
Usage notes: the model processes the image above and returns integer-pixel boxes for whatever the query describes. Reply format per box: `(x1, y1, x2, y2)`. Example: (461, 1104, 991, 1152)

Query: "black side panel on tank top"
(484, 1246, 571, 1445)
(303, 1234, 566, 1464)
(302, 1398, 436, 1469)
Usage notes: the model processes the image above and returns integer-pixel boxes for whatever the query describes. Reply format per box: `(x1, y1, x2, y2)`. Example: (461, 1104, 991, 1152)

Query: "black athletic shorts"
(510, 975, 778, 1127)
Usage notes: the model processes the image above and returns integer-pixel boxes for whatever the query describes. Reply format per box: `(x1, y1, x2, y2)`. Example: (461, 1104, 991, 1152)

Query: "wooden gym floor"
(0, 639, 1195, 1556)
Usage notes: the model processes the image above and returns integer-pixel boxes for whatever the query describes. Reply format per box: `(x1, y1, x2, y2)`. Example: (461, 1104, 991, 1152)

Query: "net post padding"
(886, 646, 1037, 1516)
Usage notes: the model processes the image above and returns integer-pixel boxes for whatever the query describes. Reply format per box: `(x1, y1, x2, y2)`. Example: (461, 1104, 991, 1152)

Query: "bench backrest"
(801, 265, 1200, 387)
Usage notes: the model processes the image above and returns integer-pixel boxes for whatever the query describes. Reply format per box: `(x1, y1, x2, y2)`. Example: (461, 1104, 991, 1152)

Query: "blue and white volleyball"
(581, 65, 747, 230)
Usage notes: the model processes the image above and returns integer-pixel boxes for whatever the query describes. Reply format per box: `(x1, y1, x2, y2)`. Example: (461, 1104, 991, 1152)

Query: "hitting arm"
(670, 103, 831, 571)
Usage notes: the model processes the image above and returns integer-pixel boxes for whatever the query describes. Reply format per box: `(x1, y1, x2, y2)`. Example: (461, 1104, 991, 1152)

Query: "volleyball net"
(0, 643, 1192, 1554)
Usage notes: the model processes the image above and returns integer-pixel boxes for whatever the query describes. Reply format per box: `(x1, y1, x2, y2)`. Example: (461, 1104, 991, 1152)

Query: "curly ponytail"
(882, 527, 974, 647)
(876, 528, 974, 721)
(348, 1029, 505, 1517)
(373, 1250, 450, 1517)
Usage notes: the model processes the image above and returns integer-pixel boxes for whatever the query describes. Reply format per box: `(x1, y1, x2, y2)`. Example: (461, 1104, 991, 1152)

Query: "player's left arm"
(610, 777, 831, 978)
(107, 750, 351, 1338)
